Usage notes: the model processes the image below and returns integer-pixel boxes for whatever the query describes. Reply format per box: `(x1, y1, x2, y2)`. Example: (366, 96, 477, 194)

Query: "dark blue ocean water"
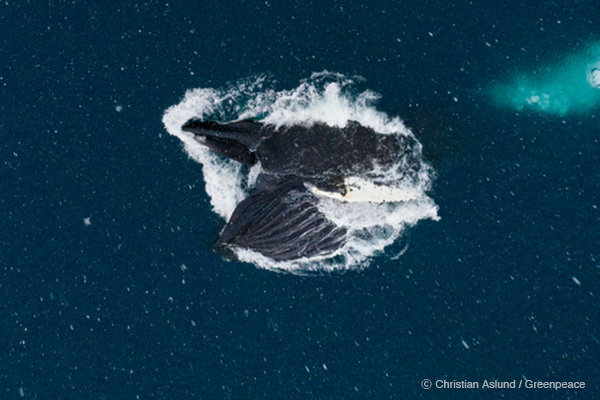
(2, 0, 599, 399)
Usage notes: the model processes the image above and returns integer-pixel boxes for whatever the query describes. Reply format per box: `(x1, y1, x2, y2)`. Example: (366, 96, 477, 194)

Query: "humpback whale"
(182, 118, 419, 262)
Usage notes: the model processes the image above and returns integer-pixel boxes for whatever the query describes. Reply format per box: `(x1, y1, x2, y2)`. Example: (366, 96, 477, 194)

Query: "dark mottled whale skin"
(182, 119, 410, 262)
(214, 174, 347, 261)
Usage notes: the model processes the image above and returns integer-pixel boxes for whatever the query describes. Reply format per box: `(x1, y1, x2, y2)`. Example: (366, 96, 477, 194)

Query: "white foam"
(162, 86, 254, 219)
(162, 72, 439, 273)
(588, 68, 600, 88)
(240, 72, 412, 135)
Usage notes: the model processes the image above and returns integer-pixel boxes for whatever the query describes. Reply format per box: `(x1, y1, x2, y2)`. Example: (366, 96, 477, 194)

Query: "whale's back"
(257, 122, 406, 183)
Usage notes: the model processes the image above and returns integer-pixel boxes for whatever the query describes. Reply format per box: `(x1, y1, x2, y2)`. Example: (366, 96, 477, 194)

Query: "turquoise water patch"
(489, 41, 600, 116)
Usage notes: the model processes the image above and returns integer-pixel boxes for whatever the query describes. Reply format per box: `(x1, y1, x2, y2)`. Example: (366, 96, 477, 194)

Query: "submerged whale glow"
(489, 41, 600, 116)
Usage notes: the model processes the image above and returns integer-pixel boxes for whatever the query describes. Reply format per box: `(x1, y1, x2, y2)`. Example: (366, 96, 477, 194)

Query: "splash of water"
(489, 41, 600, 116)
(163, 72, 439, 273)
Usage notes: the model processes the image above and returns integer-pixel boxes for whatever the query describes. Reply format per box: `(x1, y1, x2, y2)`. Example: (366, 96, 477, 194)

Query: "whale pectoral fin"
(214, 176, 347, 262)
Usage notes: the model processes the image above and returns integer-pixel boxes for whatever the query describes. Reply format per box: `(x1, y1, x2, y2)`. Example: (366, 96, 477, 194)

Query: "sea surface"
(2, 0, 599, 399)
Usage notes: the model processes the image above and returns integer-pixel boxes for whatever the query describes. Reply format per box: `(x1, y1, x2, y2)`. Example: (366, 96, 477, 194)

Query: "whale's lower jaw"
(306, 176, 420, 203)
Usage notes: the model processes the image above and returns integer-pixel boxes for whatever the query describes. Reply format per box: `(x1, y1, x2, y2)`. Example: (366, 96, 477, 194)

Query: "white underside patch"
(307, 176, 420, 203)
